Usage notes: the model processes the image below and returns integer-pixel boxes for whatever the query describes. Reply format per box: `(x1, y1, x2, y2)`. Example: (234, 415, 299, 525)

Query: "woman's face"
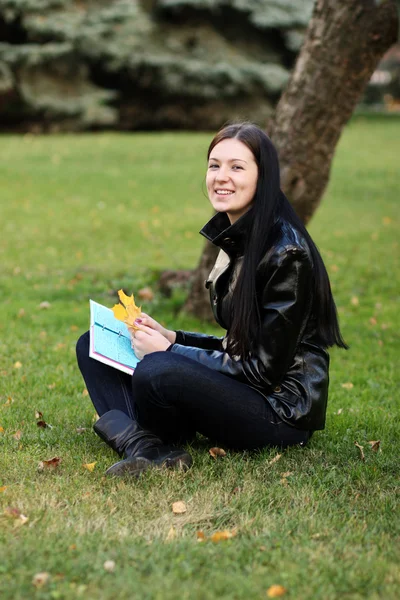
(206, 138, 258, 224)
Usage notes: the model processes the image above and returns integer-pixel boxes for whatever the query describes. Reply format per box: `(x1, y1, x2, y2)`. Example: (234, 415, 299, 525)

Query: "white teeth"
(216, 190, 233, 195)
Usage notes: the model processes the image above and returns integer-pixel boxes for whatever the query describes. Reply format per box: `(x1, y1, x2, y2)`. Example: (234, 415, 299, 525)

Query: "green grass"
(0, 117, 399, 599)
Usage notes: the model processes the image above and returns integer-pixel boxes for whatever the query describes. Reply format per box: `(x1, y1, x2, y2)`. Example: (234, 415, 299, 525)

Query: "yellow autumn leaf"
(0, 426, 4, 433)
(112, 290, 142, 331)
(83, 462, 97, 472)
(14, 361, 22, 369)
(0, 486, 7, 493)
(210, 529, 236, 542)
(117, 289, 135, 307)
(341, 382, 354, 390)
(112, 303, 128, 321)
(124, 303, 142, 330)
(267, 584, 287, 597)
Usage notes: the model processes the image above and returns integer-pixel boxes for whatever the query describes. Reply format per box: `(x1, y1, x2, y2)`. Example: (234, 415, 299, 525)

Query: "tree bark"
(184, 0, 398, 319)
(270, 0, 398, 224)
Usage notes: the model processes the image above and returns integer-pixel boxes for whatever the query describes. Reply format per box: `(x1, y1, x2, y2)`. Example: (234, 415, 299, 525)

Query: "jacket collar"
(200, 210, 254, 256)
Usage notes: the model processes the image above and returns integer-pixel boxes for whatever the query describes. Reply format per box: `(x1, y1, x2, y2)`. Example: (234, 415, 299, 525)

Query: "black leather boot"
(93, 409, 192, 477)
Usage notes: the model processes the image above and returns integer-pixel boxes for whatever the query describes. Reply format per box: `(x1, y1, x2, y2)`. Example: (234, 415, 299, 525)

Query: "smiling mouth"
(215, 189, 234, 195)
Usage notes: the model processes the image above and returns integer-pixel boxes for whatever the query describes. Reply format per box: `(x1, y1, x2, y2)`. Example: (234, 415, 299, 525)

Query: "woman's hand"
(131, 324, 172, 360)
(136, 313, 176, 344)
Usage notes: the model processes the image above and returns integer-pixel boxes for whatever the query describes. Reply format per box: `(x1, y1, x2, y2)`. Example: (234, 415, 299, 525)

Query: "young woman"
(76, 122, 347, 477)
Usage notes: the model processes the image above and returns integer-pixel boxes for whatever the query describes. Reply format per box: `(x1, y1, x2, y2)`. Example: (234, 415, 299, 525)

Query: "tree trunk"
(270, 0, 398, 224)
(184, 0, 398, 318)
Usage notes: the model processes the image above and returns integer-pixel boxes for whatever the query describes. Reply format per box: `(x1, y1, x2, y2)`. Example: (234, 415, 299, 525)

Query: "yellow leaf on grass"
(172, 501, 187, 514)
(0, 426, 4, 433)
(83, 462, 97, 472)
(267, 585, 287, 597)
(14, 361, 22, 369)
(341, 382, 354, 390)
(0, 486, 7, 493)
(196, 531, 206, 542)
(210, 529, 236, 542)
(13, 430, 22, 440)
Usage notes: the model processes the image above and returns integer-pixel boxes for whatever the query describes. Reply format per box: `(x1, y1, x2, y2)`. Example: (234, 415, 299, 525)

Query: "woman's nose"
(216, 166, 229, 181)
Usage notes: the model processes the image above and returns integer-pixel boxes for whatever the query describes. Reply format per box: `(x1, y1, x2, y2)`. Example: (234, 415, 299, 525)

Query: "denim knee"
(133, 351, 173, 386)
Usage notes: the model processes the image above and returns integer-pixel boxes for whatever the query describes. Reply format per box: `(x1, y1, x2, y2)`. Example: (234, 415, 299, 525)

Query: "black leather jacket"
(170, 211, 329, 431)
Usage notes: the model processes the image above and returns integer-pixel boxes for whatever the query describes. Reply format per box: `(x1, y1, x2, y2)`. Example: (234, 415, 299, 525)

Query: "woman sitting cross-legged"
(76, 122, 347, 477)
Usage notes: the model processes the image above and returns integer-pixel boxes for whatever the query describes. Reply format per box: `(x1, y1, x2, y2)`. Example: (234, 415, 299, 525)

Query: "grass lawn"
(0, 117, 399, 600)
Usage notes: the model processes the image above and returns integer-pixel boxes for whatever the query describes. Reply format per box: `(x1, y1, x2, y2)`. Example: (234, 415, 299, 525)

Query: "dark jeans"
(76, 331, 310, 450)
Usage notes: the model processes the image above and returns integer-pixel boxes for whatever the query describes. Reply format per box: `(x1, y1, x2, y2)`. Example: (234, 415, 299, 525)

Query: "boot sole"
(105, 453, 192, 478)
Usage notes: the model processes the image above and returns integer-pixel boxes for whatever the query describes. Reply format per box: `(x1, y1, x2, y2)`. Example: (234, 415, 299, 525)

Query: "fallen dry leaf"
(196, 530, 206, 542)
(35, 411, 43, 419)
(368, 440, 381, 452)
(351, 296, 359, 306)
(0, 426, 4, 433)
(103, 560, 115, 573)
(4, 396, 14, 405)
(354, 441, 365, 462)
(138, 287, 154, 301)
(209, 447, 227, 459)
(0, 486, 7, 493)
(369, 317, 377, 326)
(38, 301, 51, 309)
(337, 408, 343, 415)
(281, 471, 293, 478)
(82, 388, 89, 396)
(32, 572, 51, 588)
(38, 457, 61, 470)
(18, 308, 25, 318)
(268, 453, 282, 465)
(172, 501, 187, 514)
(267, 584, 287, 598)
(76, 427, 87, 434)
(12, 430, 22, 440)
(341, 382, 354, 390)
(210, 529, 237, 542)
(13, 361, 22, 369)
(83, 462, 97, 472)
(112, 289, 142, 331)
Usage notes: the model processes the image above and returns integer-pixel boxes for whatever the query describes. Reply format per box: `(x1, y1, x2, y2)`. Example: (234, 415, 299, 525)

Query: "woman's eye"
(232, 165, 243, 170)
(208, 164, 218, 169)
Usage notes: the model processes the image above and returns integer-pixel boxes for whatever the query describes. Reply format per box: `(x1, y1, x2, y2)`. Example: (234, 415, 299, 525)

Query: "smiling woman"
(206, 138, 258, 223)
(76, 121, 347, 479)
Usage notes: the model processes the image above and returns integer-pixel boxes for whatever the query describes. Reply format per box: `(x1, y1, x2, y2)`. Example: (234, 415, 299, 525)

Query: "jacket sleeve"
(170, 247, 313, 390)
(174, 330, 224, 351)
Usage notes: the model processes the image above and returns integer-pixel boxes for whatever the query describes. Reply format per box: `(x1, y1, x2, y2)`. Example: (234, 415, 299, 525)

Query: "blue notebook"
(89, 300, 140, 375)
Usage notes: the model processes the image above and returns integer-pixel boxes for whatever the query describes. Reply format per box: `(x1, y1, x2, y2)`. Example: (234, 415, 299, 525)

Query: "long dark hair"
(207, 122, 347, 358)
